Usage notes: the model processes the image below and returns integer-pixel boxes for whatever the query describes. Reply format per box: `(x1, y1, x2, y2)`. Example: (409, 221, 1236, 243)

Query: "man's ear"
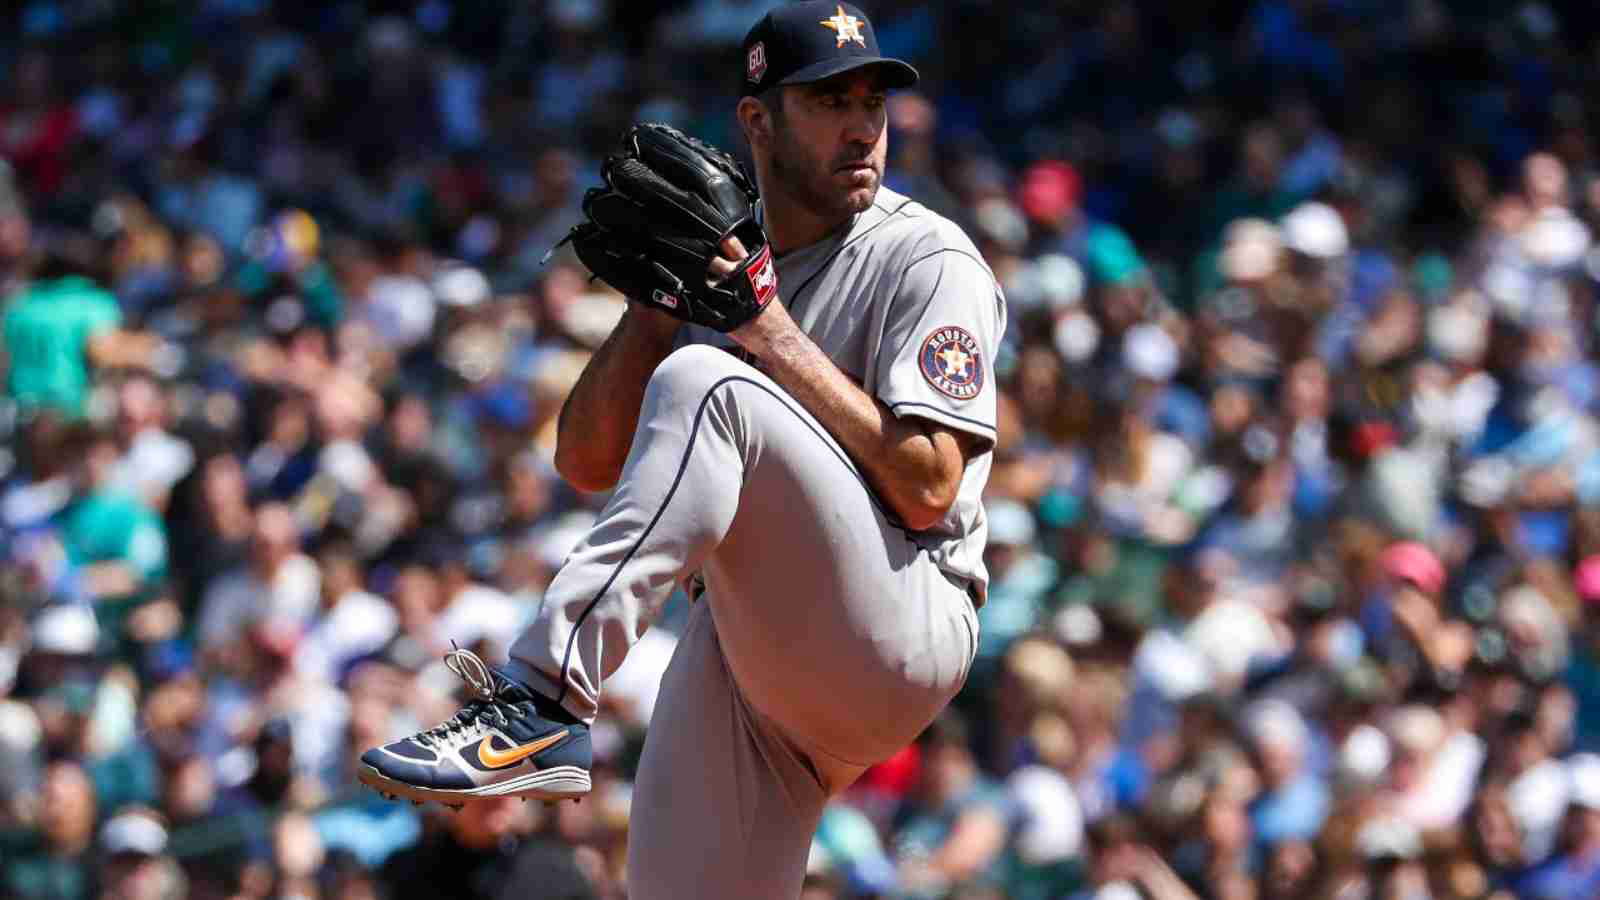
(737, 96, 771, 146)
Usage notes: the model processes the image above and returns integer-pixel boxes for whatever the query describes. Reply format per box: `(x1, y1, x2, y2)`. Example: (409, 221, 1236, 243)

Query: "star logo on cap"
(820, 4, 866, 48)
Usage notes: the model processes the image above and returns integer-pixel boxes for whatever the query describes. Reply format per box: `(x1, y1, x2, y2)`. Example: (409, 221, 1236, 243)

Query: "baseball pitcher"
(359, 3, 1004, 896)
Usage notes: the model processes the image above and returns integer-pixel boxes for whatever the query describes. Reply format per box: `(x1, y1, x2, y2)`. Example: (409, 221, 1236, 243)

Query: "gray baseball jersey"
(507, 184, 1003, 898)
(687, 184, 1005, 601)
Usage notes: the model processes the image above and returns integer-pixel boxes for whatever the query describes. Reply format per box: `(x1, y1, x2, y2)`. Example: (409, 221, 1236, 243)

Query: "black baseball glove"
(557, 123, 778, 333)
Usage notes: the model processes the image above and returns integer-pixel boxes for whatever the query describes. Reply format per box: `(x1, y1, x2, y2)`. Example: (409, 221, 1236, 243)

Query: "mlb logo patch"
(747, 42, 767, 83)
(652, 289, 679, 309)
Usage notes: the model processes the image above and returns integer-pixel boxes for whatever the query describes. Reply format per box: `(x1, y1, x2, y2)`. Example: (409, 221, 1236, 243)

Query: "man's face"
(250, 504, 297, 569)
(118, 377, 162, 433)
(1258, 737, 1302, 787)
(40, 763, 95, 848)
(764, 70, 888, 222)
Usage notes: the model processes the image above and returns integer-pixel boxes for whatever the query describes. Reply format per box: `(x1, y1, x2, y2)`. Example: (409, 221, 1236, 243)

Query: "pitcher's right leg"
(626, 601, 828, 900)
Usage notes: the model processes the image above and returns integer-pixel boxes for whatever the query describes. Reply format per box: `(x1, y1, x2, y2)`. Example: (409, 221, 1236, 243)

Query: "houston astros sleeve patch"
(918, 326, 984, 401)
(875, 228, 1004, 447)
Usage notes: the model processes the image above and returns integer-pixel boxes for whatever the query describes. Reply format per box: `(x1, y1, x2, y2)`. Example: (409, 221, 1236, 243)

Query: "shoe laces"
(417, 647, 525, 747)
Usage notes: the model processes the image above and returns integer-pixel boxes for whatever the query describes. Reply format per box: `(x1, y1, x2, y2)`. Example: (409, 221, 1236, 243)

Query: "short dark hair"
(315, 537, 360, 567)
(764, 88, 787, 124)
(57, 420, 114, 460)
(1085, 812, 1144, 851)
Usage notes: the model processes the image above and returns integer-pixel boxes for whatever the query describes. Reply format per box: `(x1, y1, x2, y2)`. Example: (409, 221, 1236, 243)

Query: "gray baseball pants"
(507, 344, 978, 899)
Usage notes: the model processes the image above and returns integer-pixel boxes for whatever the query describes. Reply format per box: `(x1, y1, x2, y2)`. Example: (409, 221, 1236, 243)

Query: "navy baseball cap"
(741, 2, 919, 97)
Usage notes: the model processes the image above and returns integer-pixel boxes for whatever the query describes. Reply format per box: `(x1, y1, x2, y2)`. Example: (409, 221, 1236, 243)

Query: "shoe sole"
(358, 764, 592, 807)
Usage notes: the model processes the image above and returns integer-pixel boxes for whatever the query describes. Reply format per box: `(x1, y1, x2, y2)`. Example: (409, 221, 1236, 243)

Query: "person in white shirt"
(109, 373, 194, 513)
(197, 502, 319, 655)
(292, 541, 396, 684)
(429, 543, 524, 656)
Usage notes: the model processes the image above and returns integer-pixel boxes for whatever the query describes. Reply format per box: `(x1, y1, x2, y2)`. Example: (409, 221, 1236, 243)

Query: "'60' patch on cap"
(747, 41, 767, 83)
(918, 326, 983, 401)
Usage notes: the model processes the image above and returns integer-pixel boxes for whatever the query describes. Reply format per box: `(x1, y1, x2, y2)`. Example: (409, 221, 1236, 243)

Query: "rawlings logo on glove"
(744, 245, 778, 305)
(554, 123, 777, 333)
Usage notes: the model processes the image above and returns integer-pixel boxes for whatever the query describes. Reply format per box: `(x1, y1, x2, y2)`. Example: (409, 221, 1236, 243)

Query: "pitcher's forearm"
(737, 305, 963, 530)
(554, 307, 681, 491)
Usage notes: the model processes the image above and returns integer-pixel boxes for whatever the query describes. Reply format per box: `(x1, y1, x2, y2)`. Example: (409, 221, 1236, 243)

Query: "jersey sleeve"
(876, 246, 1005, 447)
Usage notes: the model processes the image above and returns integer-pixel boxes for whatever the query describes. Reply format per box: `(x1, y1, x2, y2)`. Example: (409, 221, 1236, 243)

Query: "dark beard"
(768, 122, 875, 226)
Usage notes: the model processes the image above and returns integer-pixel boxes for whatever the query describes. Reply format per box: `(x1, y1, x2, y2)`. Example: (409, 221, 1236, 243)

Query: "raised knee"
(649, 344, 751, 396)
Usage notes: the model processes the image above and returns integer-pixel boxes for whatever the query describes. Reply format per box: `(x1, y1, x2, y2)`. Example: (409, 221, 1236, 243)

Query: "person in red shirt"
(0, 50, 79, 196)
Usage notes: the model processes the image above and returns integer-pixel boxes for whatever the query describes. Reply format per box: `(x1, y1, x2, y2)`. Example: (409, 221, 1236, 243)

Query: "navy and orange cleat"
(358, 648, 591, 808)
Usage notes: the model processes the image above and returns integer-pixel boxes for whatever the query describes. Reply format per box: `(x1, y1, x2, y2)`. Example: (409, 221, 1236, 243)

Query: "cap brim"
(777, 57, 919, 90)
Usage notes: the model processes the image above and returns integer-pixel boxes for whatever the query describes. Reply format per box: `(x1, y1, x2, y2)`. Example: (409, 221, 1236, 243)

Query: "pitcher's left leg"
(359, 345, 753, 806)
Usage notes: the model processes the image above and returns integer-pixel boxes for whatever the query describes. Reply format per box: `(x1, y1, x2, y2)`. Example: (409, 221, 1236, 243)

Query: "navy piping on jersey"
(885, 247, 1001, 320)
(897, 246, 1004, 295)
(886, 401, 997, 434)
(554, 374, 909, 706)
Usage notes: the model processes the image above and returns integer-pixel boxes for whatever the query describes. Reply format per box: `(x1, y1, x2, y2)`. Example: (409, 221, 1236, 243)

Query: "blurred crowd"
(10, 1, 1600, 899)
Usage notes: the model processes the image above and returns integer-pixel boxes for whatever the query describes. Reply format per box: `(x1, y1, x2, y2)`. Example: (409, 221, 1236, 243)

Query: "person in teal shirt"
(2, 275, 124, 418)
(49, 424, 170, 656)
(0, 761, 98, 900)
